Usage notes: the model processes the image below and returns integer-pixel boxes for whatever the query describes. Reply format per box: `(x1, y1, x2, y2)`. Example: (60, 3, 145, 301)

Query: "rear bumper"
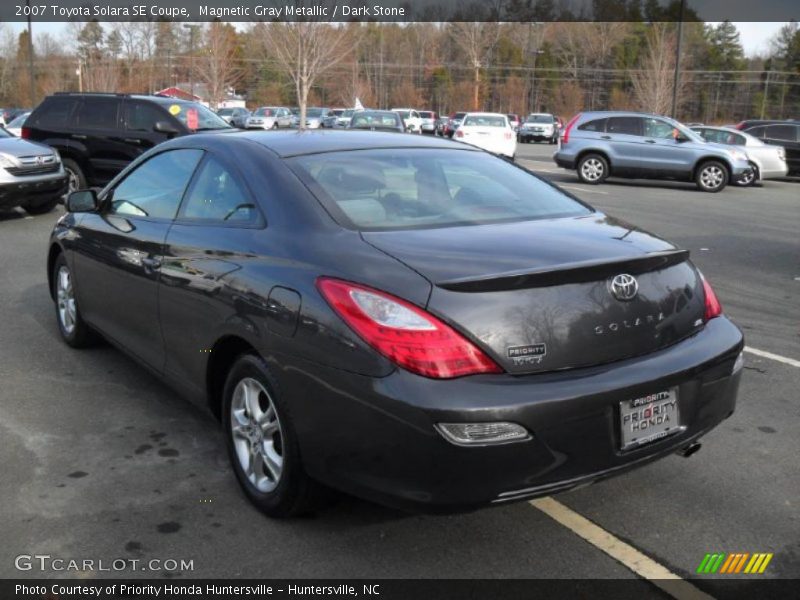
(282, 317, 743, 513)
(0, 173, 68, 208)
(553, 153, 576, 169)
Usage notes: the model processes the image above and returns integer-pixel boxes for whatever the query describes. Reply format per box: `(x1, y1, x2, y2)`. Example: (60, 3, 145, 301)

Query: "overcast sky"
(8, 21, 788, 58)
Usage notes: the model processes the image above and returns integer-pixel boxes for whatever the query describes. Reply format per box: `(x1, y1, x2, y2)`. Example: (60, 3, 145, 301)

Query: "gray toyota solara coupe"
(48, 130, 744, 517)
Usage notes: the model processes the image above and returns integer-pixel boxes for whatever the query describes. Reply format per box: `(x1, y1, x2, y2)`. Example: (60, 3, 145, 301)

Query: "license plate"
(619, 389, 681, 450)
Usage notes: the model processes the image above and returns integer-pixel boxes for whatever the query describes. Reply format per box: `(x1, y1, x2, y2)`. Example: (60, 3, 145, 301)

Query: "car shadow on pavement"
(0, 208, 26, 222)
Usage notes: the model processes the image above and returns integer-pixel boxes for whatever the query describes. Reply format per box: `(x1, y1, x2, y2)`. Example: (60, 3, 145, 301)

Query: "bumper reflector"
(733, 351, 744, 374)
(435, 422, 530, 446)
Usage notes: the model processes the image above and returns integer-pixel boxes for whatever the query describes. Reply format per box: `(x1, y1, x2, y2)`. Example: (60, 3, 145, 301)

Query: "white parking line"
(530, 497, 714, 600)
(744, 346, 800, 368)
(561, 185, 609, 195)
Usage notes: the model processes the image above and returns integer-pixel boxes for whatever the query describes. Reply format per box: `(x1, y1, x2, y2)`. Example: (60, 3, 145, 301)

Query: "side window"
(126, 102, 167, 132)
(643, 118, 676, 139)
(75, 98, 120, 130)
(607, 117, 642, 136)
(746, 126, 765, 138)
(578, 118, 607, 132)
(109, 149, 203, 220)
(765, 125, 797, 141)
(33, 97, 79, 128)
(180, 156, 257, 223)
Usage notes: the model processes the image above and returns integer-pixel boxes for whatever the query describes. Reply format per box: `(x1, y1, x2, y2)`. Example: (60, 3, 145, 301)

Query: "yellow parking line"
(530, 497, 714, 600)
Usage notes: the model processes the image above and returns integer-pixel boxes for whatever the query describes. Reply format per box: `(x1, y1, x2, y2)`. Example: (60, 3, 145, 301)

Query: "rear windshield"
(288, 149, 591, 231)
(463, 115, 507, 127)
(165, 102, 231, 131)
(419, 111, 434, 118)
(526, 114, 554, 123)
(351, 113, 400, 127)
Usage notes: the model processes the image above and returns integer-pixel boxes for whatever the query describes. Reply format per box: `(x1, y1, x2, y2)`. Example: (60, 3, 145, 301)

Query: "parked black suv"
(23, 93, 231, 190)
(736, 119, 800, 175)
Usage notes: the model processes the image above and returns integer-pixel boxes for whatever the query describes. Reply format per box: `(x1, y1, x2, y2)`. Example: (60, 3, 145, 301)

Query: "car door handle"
(141, 257, 161, 271)
(72, 134, 87, 140)
(645, 139, 657, 143)
(601, 135, 611, 139)
(123, 138, 141, 144)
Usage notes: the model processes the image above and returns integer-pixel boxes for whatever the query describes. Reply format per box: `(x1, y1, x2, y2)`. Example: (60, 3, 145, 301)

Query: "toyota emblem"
(610, 274, 639, 301)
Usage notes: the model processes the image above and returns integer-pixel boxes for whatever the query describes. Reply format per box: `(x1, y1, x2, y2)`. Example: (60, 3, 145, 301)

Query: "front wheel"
(735, 163, 757, 187)
(695, 161, 729, 193)
(223, 354, 320, 518)
(577, 153, 609, 185)
(52, 253, 97, 347)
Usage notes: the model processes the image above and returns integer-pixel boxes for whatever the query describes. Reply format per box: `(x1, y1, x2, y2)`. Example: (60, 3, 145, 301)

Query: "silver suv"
(0, 127, 67, 214)
(554, 111, 752, 192)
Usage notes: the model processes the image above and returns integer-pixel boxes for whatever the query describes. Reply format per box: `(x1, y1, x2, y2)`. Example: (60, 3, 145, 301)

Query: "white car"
(518, 113, 559, 144)
(4, 111, 31, 137)
(246, 107, 293, 130)
(691, 125, 789, 186)
(454, 112, 517, 159)
(391, 108, 422, 133)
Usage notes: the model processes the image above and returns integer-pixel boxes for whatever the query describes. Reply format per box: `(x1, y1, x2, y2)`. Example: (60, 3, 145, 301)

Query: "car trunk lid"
(362, 215, 705, 374)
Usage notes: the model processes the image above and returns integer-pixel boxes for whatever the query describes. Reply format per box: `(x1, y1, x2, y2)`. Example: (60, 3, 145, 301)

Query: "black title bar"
(3, 0, 799, 23)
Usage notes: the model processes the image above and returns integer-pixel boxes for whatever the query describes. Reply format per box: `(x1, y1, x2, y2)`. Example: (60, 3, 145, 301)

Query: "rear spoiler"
(437, 249, 690, 293)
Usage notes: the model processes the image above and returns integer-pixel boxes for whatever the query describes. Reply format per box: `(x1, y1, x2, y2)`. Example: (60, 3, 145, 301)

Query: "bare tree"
(630, 23, 686, 115)
(448, 22, 499, 110)
(198, 22, 243, 109)
(255, 20, 357, 128)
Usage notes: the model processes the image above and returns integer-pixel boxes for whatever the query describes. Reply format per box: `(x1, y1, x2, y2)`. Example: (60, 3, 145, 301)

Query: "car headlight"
(0, 153, 17, 169)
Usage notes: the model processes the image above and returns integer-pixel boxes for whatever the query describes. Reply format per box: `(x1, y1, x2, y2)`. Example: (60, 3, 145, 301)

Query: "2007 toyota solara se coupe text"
(48, 130, 743, 517)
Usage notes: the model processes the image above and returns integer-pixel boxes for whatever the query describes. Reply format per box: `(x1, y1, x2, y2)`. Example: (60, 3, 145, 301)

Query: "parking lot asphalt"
(1, 142, 797, 591)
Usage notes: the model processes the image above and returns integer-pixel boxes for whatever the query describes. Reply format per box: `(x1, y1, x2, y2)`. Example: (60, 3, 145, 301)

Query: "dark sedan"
(48, 131, 744, 517)
(347, 110, 405, 133)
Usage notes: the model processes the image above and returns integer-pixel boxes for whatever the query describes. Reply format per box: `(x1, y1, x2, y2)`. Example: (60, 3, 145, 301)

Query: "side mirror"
(66, 189, 98, 213)
(154, 120, 180, 134)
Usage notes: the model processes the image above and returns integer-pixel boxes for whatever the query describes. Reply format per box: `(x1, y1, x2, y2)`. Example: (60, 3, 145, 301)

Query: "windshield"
(217, 108, 234, 116)
(419, 111, 434, 118)
(307, 108, 324, 118)
(168, 102, 231, 131)
(342, 110, 355, 117)
(526, 115, 554, 123)
(463, 115, 507, 127)
(289, 149, 591, 231)
(395, 111, 411, 119)
(7, 113, 29, 127)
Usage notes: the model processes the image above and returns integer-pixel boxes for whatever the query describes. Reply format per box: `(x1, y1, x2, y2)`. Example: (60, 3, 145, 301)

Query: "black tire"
(735, 163, 757, 187)
(695, 160, 729, 193)
(271, 122, 278, 130)
(577, 153, 609, 185)
(52, 253, 97, 348)
(62, 158, 86, 194)
(222, 354, 320, 518)
(25, 196, 59, 215)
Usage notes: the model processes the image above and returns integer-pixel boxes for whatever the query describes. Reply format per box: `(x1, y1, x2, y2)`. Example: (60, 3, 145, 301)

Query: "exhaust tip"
(677, 441, 702, 458)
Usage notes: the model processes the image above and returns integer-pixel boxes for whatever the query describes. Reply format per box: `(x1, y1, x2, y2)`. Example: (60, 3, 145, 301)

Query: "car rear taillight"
(455, 130, 464, 138)
(701, 274, 723, 321)
(20, 127, 30, 139)
(316, 278, 502, 379)
(504, 131, 513, 140)
(561, 113, 581, 143)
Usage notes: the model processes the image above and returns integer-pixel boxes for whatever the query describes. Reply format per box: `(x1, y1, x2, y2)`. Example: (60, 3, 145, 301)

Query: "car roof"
(464, 112, 507, 117)
(213, 129, 480, 158)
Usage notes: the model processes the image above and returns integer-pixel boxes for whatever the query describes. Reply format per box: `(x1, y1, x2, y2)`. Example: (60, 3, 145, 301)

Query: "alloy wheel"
(700, 165, 725, 190)
(66, 168, 80, 193)
(581, 158, 604, 181)
(230, 377, 284, 493)
(56, 266, 76, 335)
